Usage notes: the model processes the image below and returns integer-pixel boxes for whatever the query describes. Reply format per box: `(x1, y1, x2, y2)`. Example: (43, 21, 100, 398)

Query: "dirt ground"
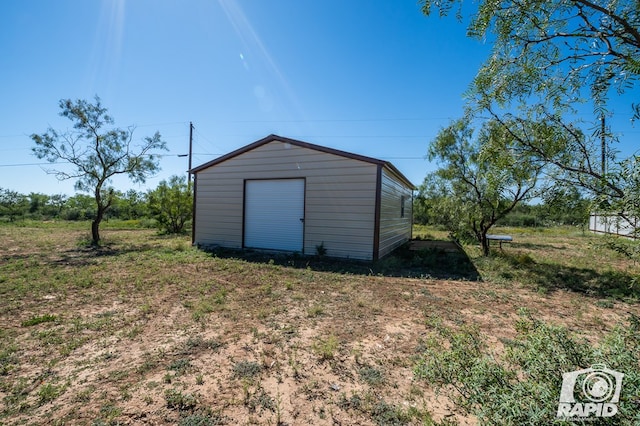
(1, 225, 638, 425)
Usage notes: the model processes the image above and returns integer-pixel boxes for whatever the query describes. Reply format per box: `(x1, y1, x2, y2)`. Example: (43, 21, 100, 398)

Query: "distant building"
(589, 213, 638, 239)
(190, 134, 415, 260)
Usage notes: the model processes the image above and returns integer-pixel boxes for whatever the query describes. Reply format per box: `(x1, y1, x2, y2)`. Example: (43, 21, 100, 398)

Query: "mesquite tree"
(421, 0, 640, 226)
(427, 119, 544, 255)
(32, 97, 166, 244)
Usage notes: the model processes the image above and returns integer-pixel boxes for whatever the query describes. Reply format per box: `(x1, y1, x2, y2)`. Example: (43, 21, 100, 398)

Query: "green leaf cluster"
(147, 175, 193, 234)
(414, 312, 640, 425)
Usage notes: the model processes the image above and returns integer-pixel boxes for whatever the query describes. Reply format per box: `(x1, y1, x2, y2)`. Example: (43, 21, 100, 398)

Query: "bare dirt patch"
(0, 225, 638, 425)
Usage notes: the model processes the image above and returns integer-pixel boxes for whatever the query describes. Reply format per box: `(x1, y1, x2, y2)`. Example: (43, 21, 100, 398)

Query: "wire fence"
(589, 213, 638, 239)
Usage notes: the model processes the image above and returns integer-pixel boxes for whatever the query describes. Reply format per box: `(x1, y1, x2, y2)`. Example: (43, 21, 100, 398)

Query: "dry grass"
(0, 222, 638, 425)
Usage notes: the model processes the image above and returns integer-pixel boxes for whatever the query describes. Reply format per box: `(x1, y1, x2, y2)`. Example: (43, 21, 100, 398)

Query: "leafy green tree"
(48, 194, 68, 218)
(31, 97, 166, 244)
(147, 175, 192, 234)
(119, 189, 148, 220)
(0, 188, 28, 221)
(102, 190, 147, 220)
(496, 203, 540, 228)
(412, 194, 430, 226)
(421, 0, 640, 228)
(28, 192, 49, 216)
(416, 173, 469, 230)
(427, 119, 544, 255)
(414, 177, 437, 226)
(62, 194, 95, 221)
(542, 186, 591, 227)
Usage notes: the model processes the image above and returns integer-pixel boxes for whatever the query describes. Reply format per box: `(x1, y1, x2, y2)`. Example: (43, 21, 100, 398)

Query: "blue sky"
(1, 1, 637, 196)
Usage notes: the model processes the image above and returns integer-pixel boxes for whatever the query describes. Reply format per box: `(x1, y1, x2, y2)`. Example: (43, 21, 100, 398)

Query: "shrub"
(179, 409, 227, 425)
(38, 383, 64, 405)
(315, 242, 327, 257)
(21, 313, 59, 327)
(312, 334, 339, 361)
(414, 312, 640, 425)
(232, 361, 262, 379)
(358, 365, 385, 386)
(165, 388, 198, 411)
(147, 175, 192, 234)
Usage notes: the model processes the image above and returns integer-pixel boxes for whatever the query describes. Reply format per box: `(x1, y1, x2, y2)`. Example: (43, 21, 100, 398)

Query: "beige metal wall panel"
(378, 167, 413, 258)
(194, 139, 377, 260)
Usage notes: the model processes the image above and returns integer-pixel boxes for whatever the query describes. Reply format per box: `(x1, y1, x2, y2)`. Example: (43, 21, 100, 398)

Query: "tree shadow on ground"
(202, 241, 481, 280)
(498, 253, 639, 301)
(49, 242, 157, 267)
(0, 246, 118, 267)
(511, 242, 567, 251)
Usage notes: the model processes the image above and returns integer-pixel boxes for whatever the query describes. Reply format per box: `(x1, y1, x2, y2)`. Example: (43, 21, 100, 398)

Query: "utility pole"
(600, 115, 606, 176)
(188, 121, 194, 191)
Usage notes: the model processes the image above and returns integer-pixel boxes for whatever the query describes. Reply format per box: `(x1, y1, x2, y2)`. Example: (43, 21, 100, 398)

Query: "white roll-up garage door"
(244, 179, 305, 252)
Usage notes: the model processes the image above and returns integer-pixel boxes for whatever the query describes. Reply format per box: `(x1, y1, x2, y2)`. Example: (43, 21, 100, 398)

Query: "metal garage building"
(190, 134, 415, 260)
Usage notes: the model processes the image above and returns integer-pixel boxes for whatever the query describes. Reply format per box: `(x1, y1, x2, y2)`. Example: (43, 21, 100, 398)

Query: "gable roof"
(190, 134, 415, 189)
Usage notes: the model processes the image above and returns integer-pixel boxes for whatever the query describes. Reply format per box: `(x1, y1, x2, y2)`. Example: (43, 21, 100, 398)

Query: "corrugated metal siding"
(194, 140, 378, 260)
(378, 167, 413, 258)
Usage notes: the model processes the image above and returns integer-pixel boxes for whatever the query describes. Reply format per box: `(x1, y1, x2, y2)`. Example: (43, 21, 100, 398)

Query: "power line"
(132, 121, 189, 128)
(0, 153, 191, 168)
(192, 138, 211, 156)
(0, 162, 69, 167)
(0, 148, 33, 153)
(383, 157, 426, 160)
(193, 127, 220, 152)
(0, 134, 28, 139)
(207, 117, 454, 124)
